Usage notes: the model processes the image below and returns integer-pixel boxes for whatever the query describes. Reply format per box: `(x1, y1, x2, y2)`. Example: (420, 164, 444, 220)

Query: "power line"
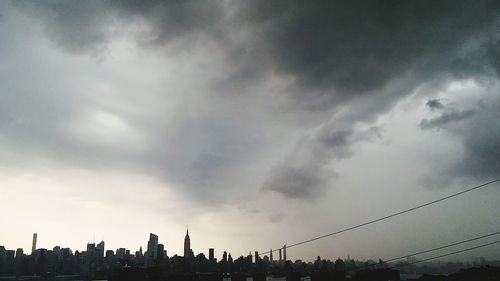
(300, 238, 500, 281)
(363, 230, 500, 267)
(302, 238, 500, 280)
(382, 230, 500, 264)
(260, 178, 500, 256)
(393, 239, 500, 268)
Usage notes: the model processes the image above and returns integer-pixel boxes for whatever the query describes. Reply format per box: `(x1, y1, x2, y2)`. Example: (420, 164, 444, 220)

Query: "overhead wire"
(300, 238, 500, 280)
(356, 230, 500, 269)
(375, 230, 500, 265)
(392, 239, 500, 268)
(260, 178, 500, 256)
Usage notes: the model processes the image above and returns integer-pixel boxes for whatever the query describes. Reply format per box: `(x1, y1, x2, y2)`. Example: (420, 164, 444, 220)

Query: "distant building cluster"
(0, 230, 297, 279)
(1, 232, 499, 281)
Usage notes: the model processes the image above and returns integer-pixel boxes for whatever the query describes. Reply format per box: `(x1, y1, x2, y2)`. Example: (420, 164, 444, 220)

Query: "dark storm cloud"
(419, 109, 476, 130)
(419, 91, 500, 182)
(445, 97, 500, 180)
(262, 163, 331, 200)
(24, 1, 500, 88)
(7, 1, 500, 201)
(17, 0, 500, 103)
(18, 0, 500, 93)
(16, 0, 223, 54)
(16, 1, 114, 54)
(262, 126, 381, 199)
(246, 0, 500, 199)
(238, 0, 500, 95)
(453, 116, 500, 179)
(426, 99, 446, 111)
(119, 1, 222, 41)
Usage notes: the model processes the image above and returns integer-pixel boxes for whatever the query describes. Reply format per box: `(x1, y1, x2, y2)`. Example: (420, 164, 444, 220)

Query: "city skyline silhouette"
(1, 1, 500, 280)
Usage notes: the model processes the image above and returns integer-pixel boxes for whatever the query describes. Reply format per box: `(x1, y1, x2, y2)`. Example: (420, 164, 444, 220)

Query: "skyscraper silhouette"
(96, 240, 105, 265)
(31, 233, 37, 254)
(145, 233, 159, 267)
(184, 228, 191, 258)
(222, 251, 227, 262)
(147, 233, 159, 259)
(209, 248, 214, 262)
(96, 241, 105, 257)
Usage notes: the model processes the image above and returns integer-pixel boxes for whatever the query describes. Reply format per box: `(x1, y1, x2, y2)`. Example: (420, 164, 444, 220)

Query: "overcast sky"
(1, 1, 499, 262)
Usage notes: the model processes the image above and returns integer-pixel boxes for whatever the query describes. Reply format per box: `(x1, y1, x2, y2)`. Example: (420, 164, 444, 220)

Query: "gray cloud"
(16, 1, 115, 55)
(262, 163, 331, 200)
(247, 1, 500, 199)
(22, 1, 500, 93)
(4, 0, 500, 203)
(419, 109, 476, 130)
(426, 99, 446, 111)
(15, 0, 500, 111)
(110, 0, 223, 45)
(237, 1, 500, 96)
(268, 213, 286, 223)
(418, 88, 500, 185)
(262, 125, 382, 199)
(15, 0, 224, 55)
(448, 97, 500, 179)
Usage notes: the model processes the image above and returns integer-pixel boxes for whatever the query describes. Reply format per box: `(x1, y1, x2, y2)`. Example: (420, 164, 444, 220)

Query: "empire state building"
(184, 228, 192, 258)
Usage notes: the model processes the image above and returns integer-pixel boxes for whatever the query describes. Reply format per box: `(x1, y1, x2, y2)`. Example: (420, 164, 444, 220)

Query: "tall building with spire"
(183, 228, 192, 258)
